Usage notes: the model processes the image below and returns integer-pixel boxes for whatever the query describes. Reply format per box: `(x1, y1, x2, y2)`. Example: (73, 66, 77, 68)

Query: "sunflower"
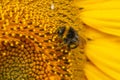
(0, 0, 119, 80)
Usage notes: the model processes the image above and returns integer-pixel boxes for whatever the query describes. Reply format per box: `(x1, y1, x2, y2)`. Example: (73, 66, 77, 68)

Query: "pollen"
(0, 0, 86, 80)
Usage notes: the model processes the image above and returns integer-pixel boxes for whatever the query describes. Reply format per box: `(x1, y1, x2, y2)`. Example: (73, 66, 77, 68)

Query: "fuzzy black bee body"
(57, 26, 79, 49)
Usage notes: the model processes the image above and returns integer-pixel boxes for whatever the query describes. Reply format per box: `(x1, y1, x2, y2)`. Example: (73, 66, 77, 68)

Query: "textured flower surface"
(74, 0, 120, 80)
(0, 0, 86, 80)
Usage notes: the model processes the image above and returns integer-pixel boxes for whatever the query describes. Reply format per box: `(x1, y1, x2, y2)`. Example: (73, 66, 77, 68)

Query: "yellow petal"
(81, 11, 120, 36)
(84, 26, 112, 40)
(85, 37, 120, 79)
(75, 0, 120, 79)
(74, 0, 120, 10)
(76, 1, 120, 36)
(84, 62, 112, 80)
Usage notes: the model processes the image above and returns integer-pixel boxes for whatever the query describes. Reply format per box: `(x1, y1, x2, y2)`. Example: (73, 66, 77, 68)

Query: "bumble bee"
(57, 26, 79, 49)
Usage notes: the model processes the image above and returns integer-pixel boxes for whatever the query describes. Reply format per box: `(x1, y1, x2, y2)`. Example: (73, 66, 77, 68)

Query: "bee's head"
(57, 26, 66, 37)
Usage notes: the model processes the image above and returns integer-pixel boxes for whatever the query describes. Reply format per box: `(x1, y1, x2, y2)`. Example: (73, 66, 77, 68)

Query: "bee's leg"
(68, 40, 79, 49)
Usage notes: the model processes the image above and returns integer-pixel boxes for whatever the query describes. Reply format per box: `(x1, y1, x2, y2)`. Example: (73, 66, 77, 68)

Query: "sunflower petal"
(85, 38, 120, 79)
(84, 26, 111, 40)
(74, 0, 120, 79)
(84, 62, 112, 80)
(74, 0, 120, 10)
(80, 9, 120, 36)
